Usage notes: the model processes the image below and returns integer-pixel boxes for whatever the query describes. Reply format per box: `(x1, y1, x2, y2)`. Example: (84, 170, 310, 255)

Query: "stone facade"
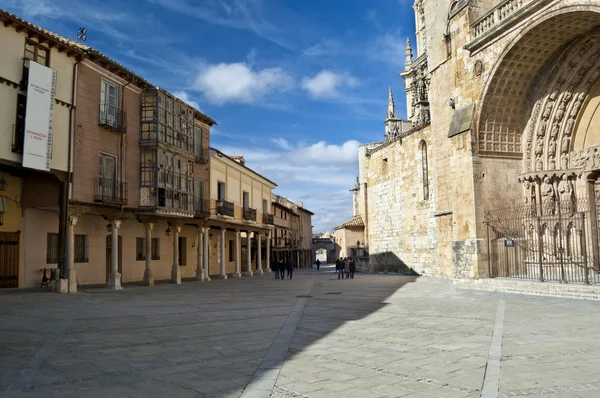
(341, 0, 600, 280)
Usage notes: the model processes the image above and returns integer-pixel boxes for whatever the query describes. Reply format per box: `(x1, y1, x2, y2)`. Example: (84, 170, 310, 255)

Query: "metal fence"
(485, 196, 600, 284)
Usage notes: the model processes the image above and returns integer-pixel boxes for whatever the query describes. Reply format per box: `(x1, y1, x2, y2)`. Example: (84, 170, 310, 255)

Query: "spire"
(405, 38, 413, 68)
(386, 87, 397, 120)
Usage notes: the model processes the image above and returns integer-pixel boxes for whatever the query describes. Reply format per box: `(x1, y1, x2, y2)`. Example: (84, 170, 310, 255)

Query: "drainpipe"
(59, 55, 82, 280)
(119, 77, 134, 204)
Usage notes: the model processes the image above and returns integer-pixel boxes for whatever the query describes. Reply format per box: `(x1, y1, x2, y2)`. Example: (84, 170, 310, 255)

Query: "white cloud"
(193, 62, 294, 104)
(303, 39, 343, 57)
(301, 70, 359, 99)
(172, 91, 201, 110)
(214, 139, 360, 232)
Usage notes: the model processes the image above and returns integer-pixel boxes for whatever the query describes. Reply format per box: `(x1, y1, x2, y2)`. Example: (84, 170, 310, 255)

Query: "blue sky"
(2, 0, 416, 232)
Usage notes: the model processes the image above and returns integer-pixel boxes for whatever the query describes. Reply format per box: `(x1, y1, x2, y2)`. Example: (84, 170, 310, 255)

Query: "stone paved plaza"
(2, 266, 600, 398)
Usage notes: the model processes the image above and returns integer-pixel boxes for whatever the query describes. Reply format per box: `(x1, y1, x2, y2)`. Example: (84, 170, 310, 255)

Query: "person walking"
(316, 259, 321, 271)
(349, 258, 356, 279)
(279, 258, 286, 280)
(344, 258, 350, 279)
(272, 256, 280, 279)
(286, 255, 294, 280)
(336, 258, 344, 279)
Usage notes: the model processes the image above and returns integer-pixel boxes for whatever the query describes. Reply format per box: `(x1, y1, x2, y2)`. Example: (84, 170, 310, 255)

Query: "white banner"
(22, 60, 57, 172)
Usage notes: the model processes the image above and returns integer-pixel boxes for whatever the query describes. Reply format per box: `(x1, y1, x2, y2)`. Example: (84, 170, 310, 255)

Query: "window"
(99, 153, 117, 198)
(382, 158, 388, 174)
(229, 240, 234, 262)
(24, 39, 50, 66)
(46, 233, 59, 264)
(420, 141, 429, 200)
(218, 182, 226, 201)
(194, 126, 203, 158)
(136, 238, 160, 261)
(100, 79, 119, 127)
(74, 235, 89, 263)
(263, 199, 268, 214)
(243, 191, 250, 208)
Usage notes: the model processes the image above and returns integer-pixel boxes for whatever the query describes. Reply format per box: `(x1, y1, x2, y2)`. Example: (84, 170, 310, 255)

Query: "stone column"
(233, 230, 242, 278)
(243, 233, 253, 276)
(257, 233, 263, 275)
(107, 220, 122, 290)
(142, 222, 154, 286)
(171, 225, 181, 284)
(266, 231, 271, 273)
(66, 216, 78, 293)
(196, 227, 204, 281)
(218, 229, 228, 279)
(203, 228, 210, 281)
(297, 251, 300, 269)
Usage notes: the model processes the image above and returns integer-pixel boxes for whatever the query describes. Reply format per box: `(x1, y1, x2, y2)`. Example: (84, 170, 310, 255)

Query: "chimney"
(297, 201, 303, 207)
(231, 156, 245, 165)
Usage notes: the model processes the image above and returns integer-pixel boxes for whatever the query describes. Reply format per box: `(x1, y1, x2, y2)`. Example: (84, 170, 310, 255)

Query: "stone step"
(454, 278, 600, 301)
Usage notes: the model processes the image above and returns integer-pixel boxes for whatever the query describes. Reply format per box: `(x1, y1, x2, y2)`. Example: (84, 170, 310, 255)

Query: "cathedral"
(336, 0, 600, 283)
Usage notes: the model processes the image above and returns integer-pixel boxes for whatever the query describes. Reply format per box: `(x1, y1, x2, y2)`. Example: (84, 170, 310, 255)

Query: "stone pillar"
(266, 231, 271, 273)
(233, 230, 242, 278)
(107, 220, 122, 290)
(196, 227, 204, 281)
(171, 225, 181, 284)
(297, 251, 300, 269)
(587, 178, 600, 271)
(243, 233, 253, 276)
(203, 228, 210, 281)
(218, 229, 228, 279)
(257, 233, 263, 275)
(66, 216, 78, 293)
(142, 222, 154, 286)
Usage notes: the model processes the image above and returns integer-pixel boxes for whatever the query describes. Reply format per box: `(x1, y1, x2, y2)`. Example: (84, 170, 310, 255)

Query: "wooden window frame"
(74, 234, 89, 263)
(46, 233, 60, 264)
(24, 39, 51, 67)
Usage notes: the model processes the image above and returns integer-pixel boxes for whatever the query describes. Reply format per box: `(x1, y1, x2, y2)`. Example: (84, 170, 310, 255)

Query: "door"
(243, 192, 250, 209)
(99, 154, 117, 199)
(105, 235, 123, 283)
(0, 232, 20, 288)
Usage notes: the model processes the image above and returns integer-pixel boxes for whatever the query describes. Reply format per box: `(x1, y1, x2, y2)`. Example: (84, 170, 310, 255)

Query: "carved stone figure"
(535, 139, 544, 156)
(554, 102, 566, 122)
(541, 177, 555, 215)
(561, 137, 571, 154)
(593, 148, 600, 170)
(562, 153, 570, 169)
(558, 175, 574, 213)
(536, 156, 544, 171)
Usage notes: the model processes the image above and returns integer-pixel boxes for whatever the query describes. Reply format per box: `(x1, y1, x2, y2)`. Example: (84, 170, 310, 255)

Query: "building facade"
(0, 10, 77, 288)
(272, 195, 313, 268)
(340, 0, 600, 283)
(206, 150, 276, 278)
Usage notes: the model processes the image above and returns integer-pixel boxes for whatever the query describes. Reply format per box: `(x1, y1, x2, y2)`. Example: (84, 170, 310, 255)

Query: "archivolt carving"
(524, 29, 600, 173)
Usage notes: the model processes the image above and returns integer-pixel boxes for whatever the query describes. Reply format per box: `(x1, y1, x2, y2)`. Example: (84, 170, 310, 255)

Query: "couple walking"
(336, 257, 356, 279)
(271, 256, 294, 280)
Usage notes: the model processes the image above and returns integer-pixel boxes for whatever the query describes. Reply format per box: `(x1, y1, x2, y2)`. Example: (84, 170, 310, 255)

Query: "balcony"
(194, 198, 210, 217)
(216, 200, 234, 217)
(467, 0, 550, 52)
(263, 213, 274, 225)
(194, 146, 209, 164)
(99, 103, 126, 133)
(243, 207, 257, 222)
(94, 178, 127, 204)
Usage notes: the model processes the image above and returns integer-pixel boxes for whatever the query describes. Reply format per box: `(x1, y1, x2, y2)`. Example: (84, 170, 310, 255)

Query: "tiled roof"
(334, 216, 365, 230)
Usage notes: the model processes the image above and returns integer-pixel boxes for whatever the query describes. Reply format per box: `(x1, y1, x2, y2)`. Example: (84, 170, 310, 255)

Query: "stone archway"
(312, 238, 336, 264)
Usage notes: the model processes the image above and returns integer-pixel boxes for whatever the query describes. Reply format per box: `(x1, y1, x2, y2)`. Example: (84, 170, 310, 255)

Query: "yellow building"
(206, 149, 276, 277)
(0, 10, 77, 288)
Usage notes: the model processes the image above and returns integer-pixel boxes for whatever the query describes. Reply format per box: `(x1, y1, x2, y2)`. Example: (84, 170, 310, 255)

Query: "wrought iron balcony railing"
(263, 213, 274, 225)
(216, 200, 234, 217)
(99, 103, 126, 133)
(94, 178, 127, 204)
(194, 198, 210, 216)
(243, 207, 257, 222)
(194, 146, 209, 164)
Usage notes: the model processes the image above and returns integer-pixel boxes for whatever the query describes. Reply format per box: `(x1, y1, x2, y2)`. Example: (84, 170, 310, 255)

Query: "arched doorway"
(480, 6, 600, 283)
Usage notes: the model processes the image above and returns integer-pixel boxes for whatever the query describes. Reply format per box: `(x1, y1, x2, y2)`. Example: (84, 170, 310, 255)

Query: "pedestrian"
(349, 259, 356, 279)
(316, 259, 321, 271)
(279, 258, 286, 280)
(344, 258, 350, 279)
(286, 255, 294, 280)
(336, 258, 344, 279)
(272, 256, 280, 279)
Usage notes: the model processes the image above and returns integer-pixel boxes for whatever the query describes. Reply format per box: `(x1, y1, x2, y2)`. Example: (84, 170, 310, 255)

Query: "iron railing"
(243, 207, 257, 221)
(485, 196, 600, 284)
(99, 103, 126, 133)
(194, 146, 209, 164)
(194, 198, 210, 216)
(216, 200, 234, 217)
(94, 178, 127, 204)
(263, 213, 274, 225)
